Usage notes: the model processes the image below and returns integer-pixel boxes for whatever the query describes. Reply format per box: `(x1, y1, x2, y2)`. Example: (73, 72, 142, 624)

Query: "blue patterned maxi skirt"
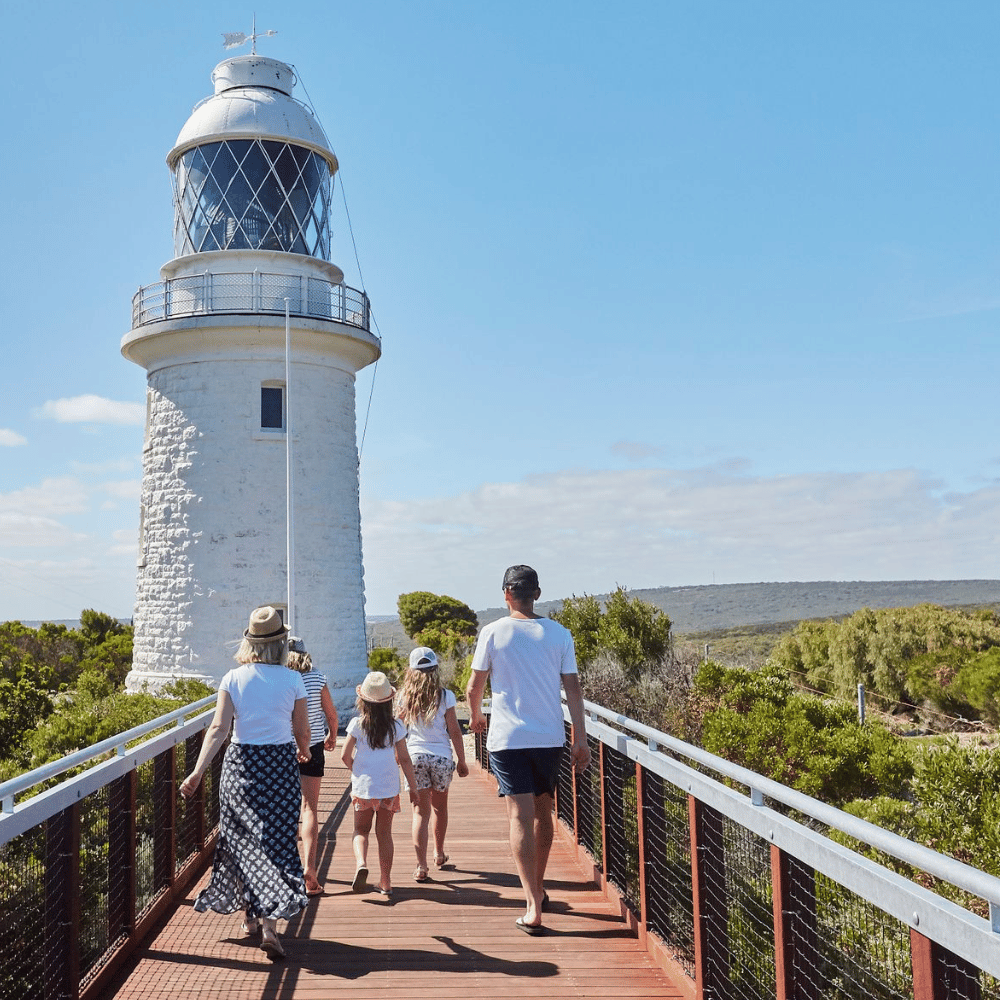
(193, 742, 309, 920)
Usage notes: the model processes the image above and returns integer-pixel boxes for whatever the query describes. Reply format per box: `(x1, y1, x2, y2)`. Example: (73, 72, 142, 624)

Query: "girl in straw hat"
(180, 606, 312, 961)
(395, 646, 468, 882)
(341, 671, 418, 898)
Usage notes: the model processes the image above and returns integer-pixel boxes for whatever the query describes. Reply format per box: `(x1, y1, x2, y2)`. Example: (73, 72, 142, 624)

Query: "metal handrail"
(0, 695, 217, 813)
(579, 697, 1000, 921)
(131, 270, 372, 332)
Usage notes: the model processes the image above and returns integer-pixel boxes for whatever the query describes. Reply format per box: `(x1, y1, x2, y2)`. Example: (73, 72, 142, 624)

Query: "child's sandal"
(413, 865, 429, 882)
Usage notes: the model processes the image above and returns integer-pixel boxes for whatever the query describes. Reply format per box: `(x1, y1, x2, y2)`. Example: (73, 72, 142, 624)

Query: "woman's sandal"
(413, 865, 429, 882)
(242, 916, 260, 936)
(433, 853, 449, 868)
(304, 874, 323, 897)
(260, 929, 286, 960)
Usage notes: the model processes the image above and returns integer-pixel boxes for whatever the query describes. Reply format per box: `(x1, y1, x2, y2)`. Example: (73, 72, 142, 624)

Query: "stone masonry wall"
(129, 353, 369, 714)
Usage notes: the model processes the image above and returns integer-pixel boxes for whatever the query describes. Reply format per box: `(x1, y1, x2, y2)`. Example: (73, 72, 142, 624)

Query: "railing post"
(45, 802, 80, 1000)
(153, 747, 176, 892)
(911, 929, 982, 1000)
(635, 760, 649, 945)
(108, 770, 138, 947)
(604, 746, 625, 890)
(598, 742, 609, 876)
(771, 845, 817, 1000)
(689, 796, 729, 1000)
(185, 731, 206, 851)
(571, 732, 582, 846)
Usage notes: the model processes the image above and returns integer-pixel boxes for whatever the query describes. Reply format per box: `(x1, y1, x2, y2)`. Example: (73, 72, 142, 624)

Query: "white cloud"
(0, 429, 26, 447)
(35, 395, 144, 426)
(359, 466, 1000, 614)
(100, 479, 142, 501)
(610, 440, 664, 461)
(0, 477, 91, 517)
(0, 512, 83, 548)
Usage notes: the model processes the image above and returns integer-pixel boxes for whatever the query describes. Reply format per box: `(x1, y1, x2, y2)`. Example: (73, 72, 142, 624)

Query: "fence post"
(45, 802, 81, 1000)
(771, 845, 817, 1000)
(185, 732, 206, 851)
(689, 797, 729, 1000)
(635, 761, 649, 945)
(153, 747, 176, 892)
(598, 742, 609, 876)
(911, 929, 982, 1000)
(108, 770, 138, 946)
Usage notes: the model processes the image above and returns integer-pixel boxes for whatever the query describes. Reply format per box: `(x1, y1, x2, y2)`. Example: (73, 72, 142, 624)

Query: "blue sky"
(3, 1, 1000, 620)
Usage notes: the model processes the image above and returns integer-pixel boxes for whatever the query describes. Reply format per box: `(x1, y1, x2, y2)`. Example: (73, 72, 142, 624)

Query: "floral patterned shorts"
(406, 752, 456, 793)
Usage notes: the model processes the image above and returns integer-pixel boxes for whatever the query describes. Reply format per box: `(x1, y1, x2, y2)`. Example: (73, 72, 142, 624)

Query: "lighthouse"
(121, 49, 380, 709)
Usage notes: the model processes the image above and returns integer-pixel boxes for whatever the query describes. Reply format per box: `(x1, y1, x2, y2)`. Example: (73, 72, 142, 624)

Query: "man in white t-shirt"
(467, 565, 590, 935)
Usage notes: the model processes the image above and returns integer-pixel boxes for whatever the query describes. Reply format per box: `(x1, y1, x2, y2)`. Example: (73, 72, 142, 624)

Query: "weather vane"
(222, 14, 276, 55)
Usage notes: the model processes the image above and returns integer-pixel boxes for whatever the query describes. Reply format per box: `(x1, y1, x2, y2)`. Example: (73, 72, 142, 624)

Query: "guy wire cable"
(294, 64, 380, 464)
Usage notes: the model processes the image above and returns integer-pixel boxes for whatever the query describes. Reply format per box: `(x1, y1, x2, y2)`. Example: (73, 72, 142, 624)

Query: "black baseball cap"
(502, 565, 539, 594)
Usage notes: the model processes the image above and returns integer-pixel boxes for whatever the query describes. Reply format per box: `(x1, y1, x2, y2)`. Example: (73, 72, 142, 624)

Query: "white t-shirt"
(470, 616, 578, 752)
(346, 717, 407, 799)
(219, 663, 308, 745)
(401, 688, 457, 759)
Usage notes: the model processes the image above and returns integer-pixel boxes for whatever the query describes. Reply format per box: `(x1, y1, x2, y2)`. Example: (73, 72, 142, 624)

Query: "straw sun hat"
(356, 671, 396, 704)
(244, 606, 290, 642)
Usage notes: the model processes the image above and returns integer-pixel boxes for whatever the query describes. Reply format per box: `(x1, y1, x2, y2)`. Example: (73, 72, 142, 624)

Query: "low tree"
(397, 592, 479, 643)
(552, 587, 671, 682)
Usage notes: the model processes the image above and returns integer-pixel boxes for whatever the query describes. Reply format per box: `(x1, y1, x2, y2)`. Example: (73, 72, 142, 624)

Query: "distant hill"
(369, 580, 1000, 651)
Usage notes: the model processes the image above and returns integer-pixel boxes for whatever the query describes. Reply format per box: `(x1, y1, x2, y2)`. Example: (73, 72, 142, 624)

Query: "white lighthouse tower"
(121, 48, 380, 708)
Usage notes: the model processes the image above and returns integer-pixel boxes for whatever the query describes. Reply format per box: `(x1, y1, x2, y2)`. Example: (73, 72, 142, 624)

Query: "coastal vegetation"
(6, 591, 1000, 887)
(0, 612, 212, 783)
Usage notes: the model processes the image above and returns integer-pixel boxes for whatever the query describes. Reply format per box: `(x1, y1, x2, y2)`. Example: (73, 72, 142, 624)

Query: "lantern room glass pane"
(173, 139, 332, 258)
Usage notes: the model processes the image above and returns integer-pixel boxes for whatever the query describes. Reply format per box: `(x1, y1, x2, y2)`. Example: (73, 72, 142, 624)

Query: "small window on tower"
(261, 386, 284, 429)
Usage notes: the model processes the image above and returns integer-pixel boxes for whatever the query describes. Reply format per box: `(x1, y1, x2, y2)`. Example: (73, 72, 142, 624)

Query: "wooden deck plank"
(97, 755, 688, 1000)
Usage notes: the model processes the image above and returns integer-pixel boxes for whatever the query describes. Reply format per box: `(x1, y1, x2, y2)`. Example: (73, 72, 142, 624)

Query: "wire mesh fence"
(0, 707, 218, 1000)
(0, 824, 46, 999)
(640, 767, 695, 976)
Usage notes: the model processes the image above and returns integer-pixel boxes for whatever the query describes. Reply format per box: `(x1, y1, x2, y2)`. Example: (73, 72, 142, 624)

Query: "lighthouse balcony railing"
(4, 694, 1000, 999)
(131, 271, 372, 332)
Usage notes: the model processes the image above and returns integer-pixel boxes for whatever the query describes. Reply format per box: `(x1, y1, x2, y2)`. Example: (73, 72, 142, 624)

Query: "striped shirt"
(300, 671, 330, 744)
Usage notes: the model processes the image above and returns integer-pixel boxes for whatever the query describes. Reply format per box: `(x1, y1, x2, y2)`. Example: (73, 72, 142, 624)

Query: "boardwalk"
(98, 756, 688, 1000)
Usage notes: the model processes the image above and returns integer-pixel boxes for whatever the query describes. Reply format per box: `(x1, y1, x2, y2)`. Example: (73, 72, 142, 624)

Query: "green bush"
(700, 664, 912, 805)
(552, 587, 671, 682)
(367, 647, 405, 687)
(954, 647, 1000, 725)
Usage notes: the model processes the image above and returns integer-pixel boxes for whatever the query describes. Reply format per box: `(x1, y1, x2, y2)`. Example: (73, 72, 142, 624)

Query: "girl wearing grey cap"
(396, 646, 469, 882)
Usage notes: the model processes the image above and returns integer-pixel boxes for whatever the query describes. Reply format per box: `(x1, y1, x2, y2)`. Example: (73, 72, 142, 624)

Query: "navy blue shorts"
(489, 746, 564, 797)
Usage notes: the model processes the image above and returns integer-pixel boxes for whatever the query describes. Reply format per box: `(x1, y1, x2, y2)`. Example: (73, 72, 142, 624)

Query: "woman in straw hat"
(181, 606, 312, 960)
(341, 671, 418, 898)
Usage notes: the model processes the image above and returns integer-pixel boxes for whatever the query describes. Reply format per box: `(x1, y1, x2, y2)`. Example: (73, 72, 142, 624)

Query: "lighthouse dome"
(167, 55, 338, 260)
(169, 56, 336, 167)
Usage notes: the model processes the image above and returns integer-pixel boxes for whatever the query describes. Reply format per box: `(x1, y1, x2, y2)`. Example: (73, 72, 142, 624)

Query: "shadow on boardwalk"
(99, 756, 687, 999)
